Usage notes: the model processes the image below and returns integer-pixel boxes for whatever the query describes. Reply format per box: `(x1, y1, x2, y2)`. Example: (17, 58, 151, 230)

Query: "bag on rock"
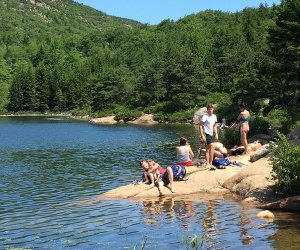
(212, 158, 231, 167)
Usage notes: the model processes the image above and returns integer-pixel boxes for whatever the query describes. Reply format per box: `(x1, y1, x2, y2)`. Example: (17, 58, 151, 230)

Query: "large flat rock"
(97, 165, 242, 199)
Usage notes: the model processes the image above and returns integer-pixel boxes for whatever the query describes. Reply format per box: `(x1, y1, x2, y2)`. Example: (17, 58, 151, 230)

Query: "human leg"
(205, 134, 213, 166)
(240, 127, 249, 154)
(168, 167, 176, 193)
(157, 181, 165, 196)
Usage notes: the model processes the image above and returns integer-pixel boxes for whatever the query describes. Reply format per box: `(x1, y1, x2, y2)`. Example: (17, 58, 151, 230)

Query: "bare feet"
(149, 183, 154, 188)
(171, 189, 176, 193)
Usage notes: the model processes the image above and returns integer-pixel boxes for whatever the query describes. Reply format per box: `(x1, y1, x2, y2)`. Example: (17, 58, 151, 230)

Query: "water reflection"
(139, 197, 290, 249)
(1, 117, 300, 249)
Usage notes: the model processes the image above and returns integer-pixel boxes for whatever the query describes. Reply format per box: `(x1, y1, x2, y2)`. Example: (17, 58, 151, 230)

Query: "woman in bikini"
(237, 102, 251, 154)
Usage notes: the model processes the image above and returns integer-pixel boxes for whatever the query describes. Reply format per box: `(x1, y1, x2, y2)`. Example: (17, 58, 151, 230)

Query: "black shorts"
(205, 134, 213, 145)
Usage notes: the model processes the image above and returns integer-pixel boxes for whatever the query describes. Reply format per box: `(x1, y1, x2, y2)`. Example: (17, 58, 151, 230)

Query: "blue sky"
(74, 0, 281, 25)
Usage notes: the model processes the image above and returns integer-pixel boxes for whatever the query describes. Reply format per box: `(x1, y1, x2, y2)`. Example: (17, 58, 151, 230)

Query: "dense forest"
(0, 0, 299, 128)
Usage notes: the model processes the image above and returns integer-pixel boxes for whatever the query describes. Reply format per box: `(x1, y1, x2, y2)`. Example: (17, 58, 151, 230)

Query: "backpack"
(212, 158, 231, 167)
(171, 165, 186, 181)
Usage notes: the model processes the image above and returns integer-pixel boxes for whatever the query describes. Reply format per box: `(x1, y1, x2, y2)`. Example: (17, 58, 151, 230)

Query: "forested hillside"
(0, 0, 299, 129)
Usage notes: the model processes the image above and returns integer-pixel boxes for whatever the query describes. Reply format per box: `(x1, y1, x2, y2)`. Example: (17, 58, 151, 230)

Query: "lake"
(0, 116, 299, 249)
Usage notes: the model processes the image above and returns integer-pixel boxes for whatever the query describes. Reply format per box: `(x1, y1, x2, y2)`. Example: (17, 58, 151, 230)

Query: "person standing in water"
(237, 102, 251, 154)
(199, 104, 218, 167)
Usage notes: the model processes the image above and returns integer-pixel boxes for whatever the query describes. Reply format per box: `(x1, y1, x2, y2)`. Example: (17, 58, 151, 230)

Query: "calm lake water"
(0, 116, 299, 249)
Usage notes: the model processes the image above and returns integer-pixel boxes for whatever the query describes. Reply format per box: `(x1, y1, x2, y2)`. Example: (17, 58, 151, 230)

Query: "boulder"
(256, 210, 275, 219)
(249, 149, 271, 162)
(286, 126, 300, 140)
(286, 126, 300, 146)
(127, 114, 158, 125)
(267, 128, 279, 139)
(258, 195, 300, 212)
(192, 107, 207, 125)
(222, 156, 275, 199)
(89, 116, 117, 124)
(248, 134, 272, 142)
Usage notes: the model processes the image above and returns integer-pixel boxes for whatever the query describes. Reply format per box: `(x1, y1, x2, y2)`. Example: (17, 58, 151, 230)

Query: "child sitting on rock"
(139, 159, 165, 187)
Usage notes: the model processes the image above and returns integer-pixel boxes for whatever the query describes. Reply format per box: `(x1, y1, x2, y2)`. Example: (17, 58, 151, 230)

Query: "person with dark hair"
(199, 104, 218, 166)
(237, 102, 251, 154)
(176, 137, 194, 166)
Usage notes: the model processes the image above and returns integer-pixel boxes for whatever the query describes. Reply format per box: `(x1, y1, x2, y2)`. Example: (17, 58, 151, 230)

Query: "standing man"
(199, 104, 218, 168)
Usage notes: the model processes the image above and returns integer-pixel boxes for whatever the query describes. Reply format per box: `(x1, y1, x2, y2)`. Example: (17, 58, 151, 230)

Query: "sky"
(74, 0, 282, 25)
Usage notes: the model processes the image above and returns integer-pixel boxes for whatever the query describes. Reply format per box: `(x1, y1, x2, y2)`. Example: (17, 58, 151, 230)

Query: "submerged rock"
(256, 210, 275, 219)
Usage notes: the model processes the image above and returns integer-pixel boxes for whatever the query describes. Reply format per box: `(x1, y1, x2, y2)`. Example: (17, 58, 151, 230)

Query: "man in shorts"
(199, 104, 219, 167)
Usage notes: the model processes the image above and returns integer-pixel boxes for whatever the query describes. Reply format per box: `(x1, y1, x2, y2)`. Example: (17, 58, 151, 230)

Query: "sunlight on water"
(0, 117, 299, 249)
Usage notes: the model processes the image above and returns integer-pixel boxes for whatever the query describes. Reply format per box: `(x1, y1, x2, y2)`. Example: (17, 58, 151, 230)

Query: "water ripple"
(0, 118, 300, 249)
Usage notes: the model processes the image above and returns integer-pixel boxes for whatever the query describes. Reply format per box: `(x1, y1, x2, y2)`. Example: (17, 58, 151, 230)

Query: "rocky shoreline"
(94, 149, 300, 212)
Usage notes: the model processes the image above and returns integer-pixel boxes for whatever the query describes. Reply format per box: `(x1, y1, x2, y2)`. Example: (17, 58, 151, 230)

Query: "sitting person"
(176, 137, 194, 166)
(156, 165, 186, 196)
(210, 142, 228, 159)
(139, 159, 165, 187)
(208, 142, 229, 170)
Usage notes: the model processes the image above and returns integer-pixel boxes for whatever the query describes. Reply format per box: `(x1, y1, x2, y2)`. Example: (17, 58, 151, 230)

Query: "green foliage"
(1, 0, 297, 121)
(198, 92, 232, 109)
(271, 134, 300, 197)
(165, 109, 195, 123)
(249, 115, 270, 136)
(252, 98, 270, 115)
(153, 112, 165, 122)
(268, 108, 300, 134)
(114, 106, 142, 122)
(221, 128, 240, 148)
(93, 109, 115, 118)
(268, 108, 289, 129)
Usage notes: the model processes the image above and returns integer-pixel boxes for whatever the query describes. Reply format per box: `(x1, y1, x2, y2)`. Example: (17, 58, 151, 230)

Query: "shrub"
(249, 115, 270, 137)
(114, 106, 142, 122)
(252, 98, 270, 115)
(268, 108, 289, 129)
(144, 102, 169, 114)
(153, 112, 165, 122)
(92, 108, 115, 118)
(271, 134, 300, 197)
(198, 92, 232, 108)
(221, 128, 240, 149)
(167, 109, 195, 123)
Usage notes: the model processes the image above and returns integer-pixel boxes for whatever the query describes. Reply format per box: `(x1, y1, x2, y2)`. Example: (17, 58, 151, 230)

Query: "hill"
(0, 0, 141, 37)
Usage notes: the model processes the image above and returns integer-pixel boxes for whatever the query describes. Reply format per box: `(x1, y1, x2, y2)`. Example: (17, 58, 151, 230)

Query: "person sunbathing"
(229, 141, 262, 155)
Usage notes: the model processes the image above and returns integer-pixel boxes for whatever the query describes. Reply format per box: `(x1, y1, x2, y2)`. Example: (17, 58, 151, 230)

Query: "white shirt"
(201, 114, 217, 136)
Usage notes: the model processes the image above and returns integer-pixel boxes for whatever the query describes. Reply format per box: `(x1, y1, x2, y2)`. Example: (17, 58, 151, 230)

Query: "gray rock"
(249, 134, 272, 142)
(258, 195, 300, 212)
(192, 107, 207, 125)
(286, 126, 300, 140)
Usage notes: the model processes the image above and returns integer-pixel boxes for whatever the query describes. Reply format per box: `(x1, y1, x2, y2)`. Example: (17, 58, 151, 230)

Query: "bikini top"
(241, 116, 251, 122)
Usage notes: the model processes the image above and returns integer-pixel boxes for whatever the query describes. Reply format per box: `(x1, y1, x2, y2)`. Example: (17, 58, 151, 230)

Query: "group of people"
(139, 102, 251, 195)
(199, 103, 251, 168)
